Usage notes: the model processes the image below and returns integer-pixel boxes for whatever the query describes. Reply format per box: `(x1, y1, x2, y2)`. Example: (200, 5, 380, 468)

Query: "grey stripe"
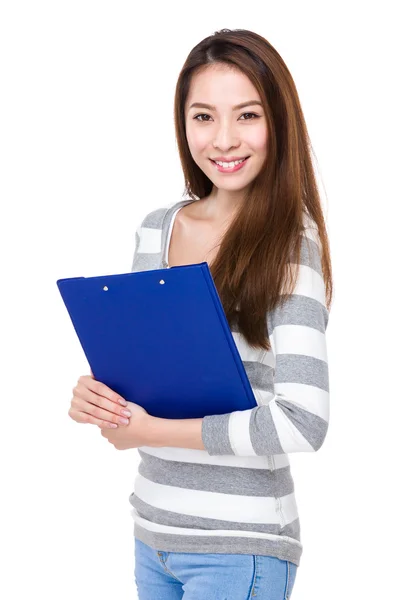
(250, 405, 283, 456)
(275, 354, 329, 391)
(297, 235, 323, 276)
(132, 251, 162, 273)
(243, 361, 275, 394)
(131, 229, 141, 272)
(202, 413, 234, 455)
(138, 450, 295, 497)
(267, 294, 329, 334)
(142, 206, 173, 228)
(250, 402, 328, 455)
(133, 521, 302, 566)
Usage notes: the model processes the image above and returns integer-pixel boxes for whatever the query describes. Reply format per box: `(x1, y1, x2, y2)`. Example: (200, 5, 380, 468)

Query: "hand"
(68, 370, 153, 450)
(100, 401, 153, 450)
(68, 369, 134, 429)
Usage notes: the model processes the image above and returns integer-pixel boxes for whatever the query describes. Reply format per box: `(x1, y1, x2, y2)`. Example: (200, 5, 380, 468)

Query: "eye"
(193, 113, 260, 122)
(194, 114, 212, 122)
(240, 113, 259, 120)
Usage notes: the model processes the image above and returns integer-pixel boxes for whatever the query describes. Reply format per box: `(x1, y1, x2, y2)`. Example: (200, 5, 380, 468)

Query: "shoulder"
(131, 199, 194, 272)
(136, 198, 196, 232)
(137, 201, 178, 231)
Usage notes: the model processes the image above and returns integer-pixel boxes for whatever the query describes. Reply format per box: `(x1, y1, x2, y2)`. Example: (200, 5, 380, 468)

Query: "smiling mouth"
(209, 157, 251, 172)
(210, 157, 250, 166)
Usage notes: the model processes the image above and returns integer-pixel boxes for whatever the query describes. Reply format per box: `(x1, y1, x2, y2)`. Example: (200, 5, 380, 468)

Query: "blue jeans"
(134, 537, 298, 599)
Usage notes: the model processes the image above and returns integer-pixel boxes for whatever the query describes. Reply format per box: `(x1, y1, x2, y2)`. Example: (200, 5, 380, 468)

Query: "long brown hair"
(173, 28, 333, 351)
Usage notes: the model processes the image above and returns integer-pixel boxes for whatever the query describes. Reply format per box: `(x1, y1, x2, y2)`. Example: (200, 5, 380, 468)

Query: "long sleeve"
(201, 228, 330, 457)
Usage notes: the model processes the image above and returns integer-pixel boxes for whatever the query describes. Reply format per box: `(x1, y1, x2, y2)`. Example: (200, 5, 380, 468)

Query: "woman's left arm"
(146, 230, 330, 456)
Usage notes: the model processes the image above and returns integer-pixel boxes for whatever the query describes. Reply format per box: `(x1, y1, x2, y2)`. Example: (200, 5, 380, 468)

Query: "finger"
(70, 391, 130, 427)
(75, 397, 130, 427)
(77, 375, 127, 407)
(76, 410, 119, 429)
(73, 380, 128, 417)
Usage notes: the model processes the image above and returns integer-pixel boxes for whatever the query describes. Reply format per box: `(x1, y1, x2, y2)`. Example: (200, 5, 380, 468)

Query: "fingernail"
(119, 417, 129, 425)
(121, 410, 131, 417)
(118, 398, 127, 406)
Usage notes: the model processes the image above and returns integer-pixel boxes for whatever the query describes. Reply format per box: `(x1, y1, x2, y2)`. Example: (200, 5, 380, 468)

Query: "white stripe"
(139, 446, 290, 470)
(261, 349, 276, 368)
(133, 474, 298, 525)
(272, 382, 330, 422)
(130, 509, 302, 547)
(254, 388, 278, 406)
(138, 226, 162, 253)
(271, 324, 327, 362)
(268, 402, 315, 453)
(279, 491, 300, 525)
(292, 264, 326, 306)
(228, 410, 257, 457)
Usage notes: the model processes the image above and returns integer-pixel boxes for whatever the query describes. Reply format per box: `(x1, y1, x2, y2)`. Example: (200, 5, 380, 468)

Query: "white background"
(1, 1, 412, 598)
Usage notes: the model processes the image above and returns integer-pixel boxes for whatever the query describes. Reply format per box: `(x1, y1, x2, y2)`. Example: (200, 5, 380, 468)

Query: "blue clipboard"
(56, 262, 257, 419)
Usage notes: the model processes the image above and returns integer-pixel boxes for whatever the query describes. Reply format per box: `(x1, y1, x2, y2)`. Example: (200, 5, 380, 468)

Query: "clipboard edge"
(199, 264, 257, 410)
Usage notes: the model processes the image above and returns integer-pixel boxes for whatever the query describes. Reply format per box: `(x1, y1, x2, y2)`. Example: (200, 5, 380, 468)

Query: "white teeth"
(214, 158, 246, 168)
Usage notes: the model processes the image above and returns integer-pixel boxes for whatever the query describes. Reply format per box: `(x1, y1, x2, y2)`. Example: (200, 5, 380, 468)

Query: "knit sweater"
(128, 198, 330, 567)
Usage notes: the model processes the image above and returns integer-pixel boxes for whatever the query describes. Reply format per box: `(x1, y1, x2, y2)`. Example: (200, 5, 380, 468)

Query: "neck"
(201, 189, 245, 223)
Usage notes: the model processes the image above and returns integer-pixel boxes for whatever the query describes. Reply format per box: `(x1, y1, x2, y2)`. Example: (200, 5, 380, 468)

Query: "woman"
(69, 28, 333, 599)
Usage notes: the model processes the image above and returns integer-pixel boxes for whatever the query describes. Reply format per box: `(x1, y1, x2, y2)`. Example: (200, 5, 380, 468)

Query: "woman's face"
(185, 64, 268, 196)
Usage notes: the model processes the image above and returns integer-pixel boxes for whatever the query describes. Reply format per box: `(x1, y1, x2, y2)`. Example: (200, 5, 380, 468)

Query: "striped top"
(128, 198, 330, 567)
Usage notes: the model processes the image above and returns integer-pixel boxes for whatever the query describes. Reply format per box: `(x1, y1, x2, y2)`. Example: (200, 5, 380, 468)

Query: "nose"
(213, 119, 240, 152)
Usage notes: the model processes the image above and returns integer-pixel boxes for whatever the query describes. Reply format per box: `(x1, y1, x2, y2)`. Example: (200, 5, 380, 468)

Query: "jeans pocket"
(285, 561, 298, 599)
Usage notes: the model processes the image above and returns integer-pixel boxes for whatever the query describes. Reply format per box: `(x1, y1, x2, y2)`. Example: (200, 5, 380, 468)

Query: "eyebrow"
(188, 100, 263, 111)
